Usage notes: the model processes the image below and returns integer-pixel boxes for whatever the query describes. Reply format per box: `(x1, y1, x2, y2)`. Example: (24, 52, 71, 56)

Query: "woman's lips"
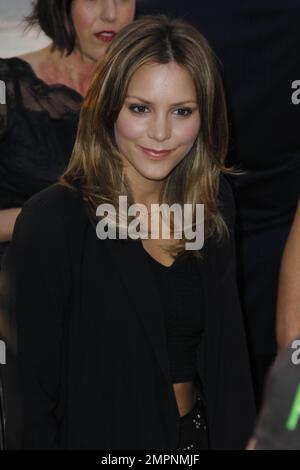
(94, 31, 116, 43)
(139, 146, 173, 160)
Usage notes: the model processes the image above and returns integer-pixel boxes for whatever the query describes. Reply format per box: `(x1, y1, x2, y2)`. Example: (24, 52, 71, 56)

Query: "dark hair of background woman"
(26, 0, 76, 54)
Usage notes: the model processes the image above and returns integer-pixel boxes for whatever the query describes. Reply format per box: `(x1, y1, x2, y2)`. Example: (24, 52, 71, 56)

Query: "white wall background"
(0, 0, 51, 58)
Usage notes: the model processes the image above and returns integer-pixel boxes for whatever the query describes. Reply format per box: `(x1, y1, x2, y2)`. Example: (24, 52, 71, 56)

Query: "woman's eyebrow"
(125, 95, 198, 106)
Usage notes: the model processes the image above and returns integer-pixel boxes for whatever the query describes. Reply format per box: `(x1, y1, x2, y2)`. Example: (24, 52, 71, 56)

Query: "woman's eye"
(128, 105, 194, 116)
(129, 105, 149, 114)
(174, 107, 193, 117)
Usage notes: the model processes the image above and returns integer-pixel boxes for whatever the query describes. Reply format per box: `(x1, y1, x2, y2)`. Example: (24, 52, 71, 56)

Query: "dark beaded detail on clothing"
(178, 388, 209, 450)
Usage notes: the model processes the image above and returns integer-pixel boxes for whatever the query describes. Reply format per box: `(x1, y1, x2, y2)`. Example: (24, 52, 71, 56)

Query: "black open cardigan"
(0, 175, 255, 449)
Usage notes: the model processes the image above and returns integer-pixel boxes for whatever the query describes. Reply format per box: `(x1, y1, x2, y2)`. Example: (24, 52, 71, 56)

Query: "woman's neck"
(128, 177, 165, 212)
(18, 44, 97, 97)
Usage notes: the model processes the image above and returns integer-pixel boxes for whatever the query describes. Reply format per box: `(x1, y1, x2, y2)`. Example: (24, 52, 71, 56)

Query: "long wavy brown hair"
(60, 15, 233, 259)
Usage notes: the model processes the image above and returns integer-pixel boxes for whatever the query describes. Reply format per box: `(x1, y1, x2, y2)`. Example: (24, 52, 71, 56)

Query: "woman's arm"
(0, 208, 22, 242)
(276, 200, 300, 349)
(0, 197, 71, 449)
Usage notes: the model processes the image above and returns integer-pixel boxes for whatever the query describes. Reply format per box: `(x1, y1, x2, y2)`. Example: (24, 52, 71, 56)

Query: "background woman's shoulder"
(0, 57, 35, 138)
(0, 57, 33, 87)
(0, 57, 15, 77)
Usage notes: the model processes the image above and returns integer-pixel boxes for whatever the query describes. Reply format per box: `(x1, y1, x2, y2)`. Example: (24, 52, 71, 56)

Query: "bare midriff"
(173, 381, 197, 417)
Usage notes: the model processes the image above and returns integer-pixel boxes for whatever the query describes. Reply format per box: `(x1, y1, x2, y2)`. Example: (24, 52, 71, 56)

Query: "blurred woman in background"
(0, 0, 135, 450)
(0, 0, 135, 265)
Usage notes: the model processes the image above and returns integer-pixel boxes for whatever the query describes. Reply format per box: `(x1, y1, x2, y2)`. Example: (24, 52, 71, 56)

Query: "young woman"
(1, 15, 255, 450)
(0, 0, 135, 264)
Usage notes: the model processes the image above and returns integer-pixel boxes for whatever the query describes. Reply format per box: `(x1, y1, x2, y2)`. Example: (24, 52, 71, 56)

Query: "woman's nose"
(148, 114, 171, 142)
(100, 0, 118, 23)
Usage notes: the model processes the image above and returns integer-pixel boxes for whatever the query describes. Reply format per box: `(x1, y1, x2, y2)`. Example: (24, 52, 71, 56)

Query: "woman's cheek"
(175, 119, 201, 145)
(72, 3, 93, 35)
(116, 114, 146, 141)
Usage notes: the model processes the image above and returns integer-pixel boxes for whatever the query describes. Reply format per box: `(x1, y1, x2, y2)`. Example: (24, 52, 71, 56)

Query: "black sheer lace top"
(0, 57, 82, 210)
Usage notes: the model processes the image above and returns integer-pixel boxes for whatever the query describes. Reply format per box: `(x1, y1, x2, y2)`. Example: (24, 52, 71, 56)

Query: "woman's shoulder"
(0, 57, 10, 75)
(0, 58, 21, 102)
(0, 57, 14, 76)
(218, 173, 236, 231)
(0, 56, 50, 99)
(22, 183, 85, 219)
(0, 57, 36, 119)
(0, 56, 31, 81)
(16, 184, 88, 239)
(8, 184, 89, 262)
(0, 57, 33, 140)
(218, 173, 234, 203)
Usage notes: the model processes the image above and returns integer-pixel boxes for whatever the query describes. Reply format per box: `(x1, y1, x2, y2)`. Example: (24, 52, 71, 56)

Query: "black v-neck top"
(144, 249, 205, 384)
(0, 57, 82, 263)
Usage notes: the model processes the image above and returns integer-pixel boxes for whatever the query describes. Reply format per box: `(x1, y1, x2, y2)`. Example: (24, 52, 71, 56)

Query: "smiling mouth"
(139, 146, 173, 159)
(94, 31, 116, 42)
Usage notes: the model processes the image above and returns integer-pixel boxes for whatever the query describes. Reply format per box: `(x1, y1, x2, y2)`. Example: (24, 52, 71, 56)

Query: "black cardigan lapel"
(195, 246, 223, 431)
(106, 238, 176, 396)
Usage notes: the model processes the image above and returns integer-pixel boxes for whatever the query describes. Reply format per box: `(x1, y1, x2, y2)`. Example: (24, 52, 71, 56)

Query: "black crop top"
(143, 249, 205, 384)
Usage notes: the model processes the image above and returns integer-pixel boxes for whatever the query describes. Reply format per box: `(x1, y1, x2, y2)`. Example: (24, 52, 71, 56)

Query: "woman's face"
(72, 0, 136, 61)
(114, 61, 201, 187)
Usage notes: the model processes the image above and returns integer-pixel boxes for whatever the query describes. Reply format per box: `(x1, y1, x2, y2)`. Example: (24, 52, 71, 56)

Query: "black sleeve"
(218, 173, 236, 239)
(214, 174, 256, 448)
(206, 173, 238, 279)
(0, 200, 71, 449)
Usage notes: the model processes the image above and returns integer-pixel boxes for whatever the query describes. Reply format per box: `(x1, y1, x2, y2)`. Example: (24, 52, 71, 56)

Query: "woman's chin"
(142, 171, 170, 182)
